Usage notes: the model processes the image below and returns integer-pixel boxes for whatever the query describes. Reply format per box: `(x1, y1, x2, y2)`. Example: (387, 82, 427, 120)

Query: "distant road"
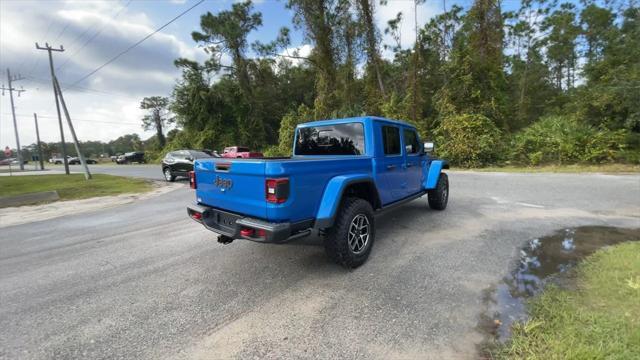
(1, 171, 639, 359)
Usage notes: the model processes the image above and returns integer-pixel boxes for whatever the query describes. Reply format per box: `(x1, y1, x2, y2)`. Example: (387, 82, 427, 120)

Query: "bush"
(144, 150, 163, 164)
(435, 113, 504, 167)
(262, 145, 288, 158)
(510, 116, 628, 165)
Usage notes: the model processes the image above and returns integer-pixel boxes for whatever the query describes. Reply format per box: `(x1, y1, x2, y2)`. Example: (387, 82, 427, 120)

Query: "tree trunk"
(154, 110, 166, 148)
(357, 0, 385, 96)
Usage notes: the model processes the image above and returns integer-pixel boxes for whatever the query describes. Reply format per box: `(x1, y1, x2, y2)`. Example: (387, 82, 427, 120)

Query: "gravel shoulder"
(0, 182, 182, 228)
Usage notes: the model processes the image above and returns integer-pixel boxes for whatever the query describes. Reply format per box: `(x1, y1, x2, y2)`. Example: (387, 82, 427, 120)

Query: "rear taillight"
(189, 171, 196, 189)
(240, 228, 254, 237)
(266, 178, 289, 203)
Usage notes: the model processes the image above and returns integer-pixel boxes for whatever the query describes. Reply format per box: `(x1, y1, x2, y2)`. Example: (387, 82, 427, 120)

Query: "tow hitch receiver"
(217, 234, 234, 244)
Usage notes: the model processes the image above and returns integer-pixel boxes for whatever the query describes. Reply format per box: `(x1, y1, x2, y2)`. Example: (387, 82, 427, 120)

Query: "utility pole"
(33, 113, 45, 170)
(36, 42, 69, 174)
(53, 76, 92, 180)
(1, 69, 26, 170)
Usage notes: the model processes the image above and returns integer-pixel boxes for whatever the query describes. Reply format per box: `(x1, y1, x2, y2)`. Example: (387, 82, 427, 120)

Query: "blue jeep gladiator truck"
(187, 116, 449, 268)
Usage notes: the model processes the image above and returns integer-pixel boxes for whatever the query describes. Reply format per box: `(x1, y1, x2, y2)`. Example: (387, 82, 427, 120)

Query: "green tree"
(140, 96, 173, 149)
(190, 0, 265, 147)
(542, 2, 581, 89)
(580, 3, 615, 63)
(505, 0, 560, 129)
(287, 0, 340, 118)
(574, 6, 640, 132)
(435, 0, 509, 129)
(356, 0, 386, 113)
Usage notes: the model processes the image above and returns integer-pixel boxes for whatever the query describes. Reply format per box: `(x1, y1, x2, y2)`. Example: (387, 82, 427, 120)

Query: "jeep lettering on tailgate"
(214, 176, 232, 189)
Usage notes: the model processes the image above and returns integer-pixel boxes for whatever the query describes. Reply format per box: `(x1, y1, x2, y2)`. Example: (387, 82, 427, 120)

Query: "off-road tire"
(324, 197, 375, 268)
(428, 173, 449, 210)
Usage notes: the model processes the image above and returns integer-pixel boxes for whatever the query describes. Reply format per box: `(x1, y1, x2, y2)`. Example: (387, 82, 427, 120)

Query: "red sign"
(4, 146, 11, 157)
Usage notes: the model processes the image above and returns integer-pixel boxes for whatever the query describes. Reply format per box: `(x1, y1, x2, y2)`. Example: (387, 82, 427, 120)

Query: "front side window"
(403, 128, 420, 154)
(382, 126, 400, 155)
(295, 123, 365, 155)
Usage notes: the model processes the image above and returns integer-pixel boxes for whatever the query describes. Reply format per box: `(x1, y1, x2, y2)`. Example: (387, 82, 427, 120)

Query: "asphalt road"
(1, 170, 639, 359)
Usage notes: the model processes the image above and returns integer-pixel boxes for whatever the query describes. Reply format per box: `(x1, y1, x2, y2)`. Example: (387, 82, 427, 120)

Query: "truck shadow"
(266, 197, 455, 270)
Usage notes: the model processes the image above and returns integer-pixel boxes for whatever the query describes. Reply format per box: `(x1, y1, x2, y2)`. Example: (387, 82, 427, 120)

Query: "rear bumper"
(187, 204, 312, 243)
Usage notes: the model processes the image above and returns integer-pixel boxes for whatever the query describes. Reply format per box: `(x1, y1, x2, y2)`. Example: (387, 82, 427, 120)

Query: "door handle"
(386, 165, 396, 170)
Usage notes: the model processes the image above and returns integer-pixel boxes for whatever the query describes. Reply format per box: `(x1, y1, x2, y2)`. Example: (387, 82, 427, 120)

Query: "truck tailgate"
(194, 159, 267, 219)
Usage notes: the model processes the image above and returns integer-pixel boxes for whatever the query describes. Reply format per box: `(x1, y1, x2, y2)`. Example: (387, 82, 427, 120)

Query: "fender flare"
(315, 174, 377, 229)
(424, 159, 449, 190)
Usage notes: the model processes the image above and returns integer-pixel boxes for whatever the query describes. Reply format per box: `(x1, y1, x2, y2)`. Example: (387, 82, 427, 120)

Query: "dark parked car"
(162, 150, 214, 182)
(68, 157, 97, 164)
(116, 151, 146, 164)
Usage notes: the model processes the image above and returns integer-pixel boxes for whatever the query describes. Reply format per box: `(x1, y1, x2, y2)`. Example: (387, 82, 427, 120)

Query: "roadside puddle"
(480, 226, 640, 343)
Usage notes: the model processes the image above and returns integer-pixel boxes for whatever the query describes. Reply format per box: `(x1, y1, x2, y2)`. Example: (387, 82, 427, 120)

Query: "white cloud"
(278, 44, 313, 66)
(0, 0, 203, 145)
(375, 1, 442, 59)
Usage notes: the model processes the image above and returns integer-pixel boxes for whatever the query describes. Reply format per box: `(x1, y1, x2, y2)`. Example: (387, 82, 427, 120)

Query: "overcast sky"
(0, 0, 476, 147)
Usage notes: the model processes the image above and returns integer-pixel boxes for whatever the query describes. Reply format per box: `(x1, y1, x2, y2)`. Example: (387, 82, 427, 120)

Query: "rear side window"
(382, 126, 400, 155)
(295, 123, 365, 155)
(190, 151, 212, 159)
(403, 128, 420, 154)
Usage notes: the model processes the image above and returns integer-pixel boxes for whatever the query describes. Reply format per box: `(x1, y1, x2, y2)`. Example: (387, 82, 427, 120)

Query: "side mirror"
(424, 142, 435, 153)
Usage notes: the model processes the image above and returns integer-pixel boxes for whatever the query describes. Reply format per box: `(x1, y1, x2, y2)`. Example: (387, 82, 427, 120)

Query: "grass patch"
(454, 163, 640, 173)
(494, 242, 640, 359)
(0, 174, 153, 204)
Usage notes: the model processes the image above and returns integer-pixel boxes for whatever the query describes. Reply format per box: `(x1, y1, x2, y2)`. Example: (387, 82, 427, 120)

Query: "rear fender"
(424, 160, 449, 190)
(315, 174, 375, 229)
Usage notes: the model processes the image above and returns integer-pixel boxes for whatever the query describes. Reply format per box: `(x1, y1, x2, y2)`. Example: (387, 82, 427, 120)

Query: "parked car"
(116, 152, 145, 164)
(68, 157, 98, 164)
(110, 155, 121, 162)
(187, 116, 449, 268)
(49, 156, 71, 164)
(11, 158, 28, 165)
(162, 150, 214, 182)
(0, 158, 26, 165)
(221, 146, 263, 158)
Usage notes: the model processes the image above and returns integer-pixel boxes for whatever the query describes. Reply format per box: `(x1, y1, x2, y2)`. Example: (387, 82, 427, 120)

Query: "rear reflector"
(190, 212, 202, 221)
(189, 171, 196, 189)
(266, 178, 289, 203)
(257, 229, 266, 237)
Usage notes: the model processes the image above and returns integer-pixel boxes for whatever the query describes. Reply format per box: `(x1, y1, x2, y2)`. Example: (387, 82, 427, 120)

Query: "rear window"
(295, 123, 365, 156)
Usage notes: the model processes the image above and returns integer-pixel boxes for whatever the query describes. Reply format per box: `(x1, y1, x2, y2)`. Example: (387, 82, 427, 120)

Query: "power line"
(53, 23, 71, 43)
(24, 75, 135, 100)
(67, 0, 205, 89)
(5, 112, 141, 126)
(56, 0, 133, 76)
